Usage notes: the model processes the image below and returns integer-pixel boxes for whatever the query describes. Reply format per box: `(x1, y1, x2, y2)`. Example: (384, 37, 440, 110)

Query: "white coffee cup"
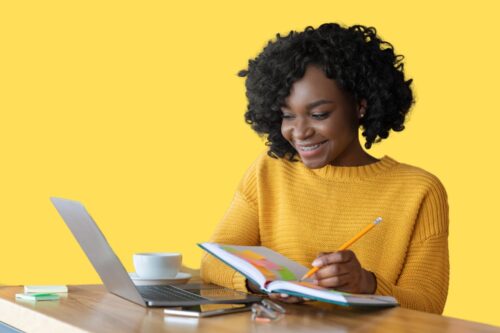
(133, 252, 182, 279)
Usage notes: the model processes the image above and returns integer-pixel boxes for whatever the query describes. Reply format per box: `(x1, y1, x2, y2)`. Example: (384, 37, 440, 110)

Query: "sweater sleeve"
(374, 177, 450, 314)
(200, 161, 260, 292)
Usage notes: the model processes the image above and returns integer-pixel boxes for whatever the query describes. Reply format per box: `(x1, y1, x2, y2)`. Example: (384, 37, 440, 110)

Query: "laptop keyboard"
(137, 285, 208, 302)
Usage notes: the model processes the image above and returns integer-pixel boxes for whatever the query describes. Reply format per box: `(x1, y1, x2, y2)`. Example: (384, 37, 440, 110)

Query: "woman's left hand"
(311, 250, 376, 294)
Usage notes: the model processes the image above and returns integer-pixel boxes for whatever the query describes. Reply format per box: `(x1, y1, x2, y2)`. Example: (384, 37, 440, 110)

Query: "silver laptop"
(50, 197, 261, 307)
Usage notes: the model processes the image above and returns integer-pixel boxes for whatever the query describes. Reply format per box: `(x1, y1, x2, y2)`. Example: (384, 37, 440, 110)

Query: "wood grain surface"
(1, 277, 499, 333)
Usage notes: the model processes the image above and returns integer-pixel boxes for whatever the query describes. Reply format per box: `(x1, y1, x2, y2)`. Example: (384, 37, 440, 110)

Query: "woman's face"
(280, 64, 366, 169)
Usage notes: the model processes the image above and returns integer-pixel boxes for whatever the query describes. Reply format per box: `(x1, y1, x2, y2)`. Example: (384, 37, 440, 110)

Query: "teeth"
(298, 143, 322, 151)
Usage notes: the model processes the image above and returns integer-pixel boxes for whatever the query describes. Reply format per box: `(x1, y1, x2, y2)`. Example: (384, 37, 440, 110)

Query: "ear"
(358, 99, 368, 119)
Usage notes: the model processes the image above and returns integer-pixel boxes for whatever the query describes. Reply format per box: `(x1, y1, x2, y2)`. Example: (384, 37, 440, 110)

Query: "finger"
(313, 263, 350, 280)
(334, 283, 357, 293)
(316, 273, 351, 289)
(268, 293, 289, 300)
(268, 293, 291, 301)
(312, 250, 354, 267)
(268, 293, 282, 301)
(280, 296, 304, 303)
(269, 293, 303, 303)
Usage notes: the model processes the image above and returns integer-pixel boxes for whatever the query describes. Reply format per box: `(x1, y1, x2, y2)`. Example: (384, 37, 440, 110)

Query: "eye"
(281, 112, 295, 120)
(311, 112, 330, 120)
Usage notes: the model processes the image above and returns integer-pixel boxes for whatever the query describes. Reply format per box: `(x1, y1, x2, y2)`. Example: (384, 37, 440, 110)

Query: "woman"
(201, 23, 449, 314)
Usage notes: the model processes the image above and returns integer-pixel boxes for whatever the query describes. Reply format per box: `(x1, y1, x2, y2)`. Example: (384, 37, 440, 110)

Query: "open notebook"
(199, 243, 398, 307)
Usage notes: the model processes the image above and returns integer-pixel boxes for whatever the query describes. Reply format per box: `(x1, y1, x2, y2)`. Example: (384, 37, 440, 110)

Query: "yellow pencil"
(300, 217, 383, 281)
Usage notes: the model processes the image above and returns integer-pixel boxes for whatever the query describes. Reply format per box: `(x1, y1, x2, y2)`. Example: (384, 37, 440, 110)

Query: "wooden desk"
(1, 284, 499, 333)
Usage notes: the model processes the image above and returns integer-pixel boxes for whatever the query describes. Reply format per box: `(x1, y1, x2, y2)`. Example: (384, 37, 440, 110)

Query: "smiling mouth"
(296, 140, 328, 152)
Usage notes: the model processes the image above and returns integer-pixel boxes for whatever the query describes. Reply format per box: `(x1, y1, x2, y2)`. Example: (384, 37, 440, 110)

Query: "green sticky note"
(15, 293, 60, 301)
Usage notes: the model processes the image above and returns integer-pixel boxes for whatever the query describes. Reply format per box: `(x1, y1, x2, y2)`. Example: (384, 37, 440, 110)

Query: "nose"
(292, 118, 314, 141)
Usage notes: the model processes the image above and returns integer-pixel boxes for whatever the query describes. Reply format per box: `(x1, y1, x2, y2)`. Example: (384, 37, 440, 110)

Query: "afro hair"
(238, 23, 415, 160)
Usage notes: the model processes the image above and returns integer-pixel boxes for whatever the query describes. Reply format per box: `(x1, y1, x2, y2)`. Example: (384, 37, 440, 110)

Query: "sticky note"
(24, 285, 68, 293)
(15, 293, 60, 301)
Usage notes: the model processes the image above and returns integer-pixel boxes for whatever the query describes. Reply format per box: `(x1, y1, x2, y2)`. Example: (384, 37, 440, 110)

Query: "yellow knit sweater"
(201, 152, 449, 314)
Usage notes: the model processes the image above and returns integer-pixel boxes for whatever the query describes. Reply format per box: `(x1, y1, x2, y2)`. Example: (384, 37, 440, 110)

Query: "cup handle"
(180, 265, 200, 278)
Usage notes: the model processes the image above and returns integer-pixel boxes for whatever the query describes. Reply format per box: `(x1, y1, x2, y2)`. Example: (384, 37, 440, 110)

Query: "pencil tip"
(374, 217, 382, 224)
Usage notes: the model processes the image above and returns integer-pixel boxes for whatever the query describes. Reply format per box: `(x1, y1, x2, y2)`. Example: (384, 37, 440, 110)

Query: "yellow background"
(1, 0, 499, 327)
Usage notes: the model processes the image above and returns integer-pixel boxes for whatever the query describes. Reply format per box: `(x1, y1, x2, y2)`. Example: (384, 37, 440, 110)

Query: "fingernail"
(312, 279, 318, 284)
(280, 293, 289, 298)
(312, 259, 321, 267)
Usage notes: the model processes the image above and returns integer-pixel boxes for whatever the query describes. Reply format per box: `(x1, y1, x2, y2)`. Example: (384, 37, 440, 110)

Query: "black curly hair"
(237, 23, 414, 160)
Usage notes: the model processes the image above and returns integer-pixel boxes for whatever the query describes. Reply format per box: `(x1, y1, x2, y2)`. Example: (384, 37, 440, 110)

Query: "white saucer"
(129, 272, 192, 286)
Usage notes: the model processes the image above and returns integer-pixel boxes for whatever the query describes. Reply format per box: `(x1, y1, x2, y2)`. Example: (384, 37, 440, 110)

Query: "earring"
(360, 113, 365, 119)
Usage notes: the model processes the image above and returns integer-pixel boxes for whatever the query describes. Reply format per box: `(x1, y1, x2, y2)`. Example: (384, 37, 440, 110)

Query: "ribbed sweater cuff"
(232, 272, 248, 292)
(374, 272, 393, 295)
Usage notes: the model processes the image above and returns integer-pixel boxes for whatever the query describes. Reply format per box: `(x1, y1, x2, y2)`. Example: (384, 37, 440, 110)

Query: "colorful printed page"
(199, 243, 309, 289)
